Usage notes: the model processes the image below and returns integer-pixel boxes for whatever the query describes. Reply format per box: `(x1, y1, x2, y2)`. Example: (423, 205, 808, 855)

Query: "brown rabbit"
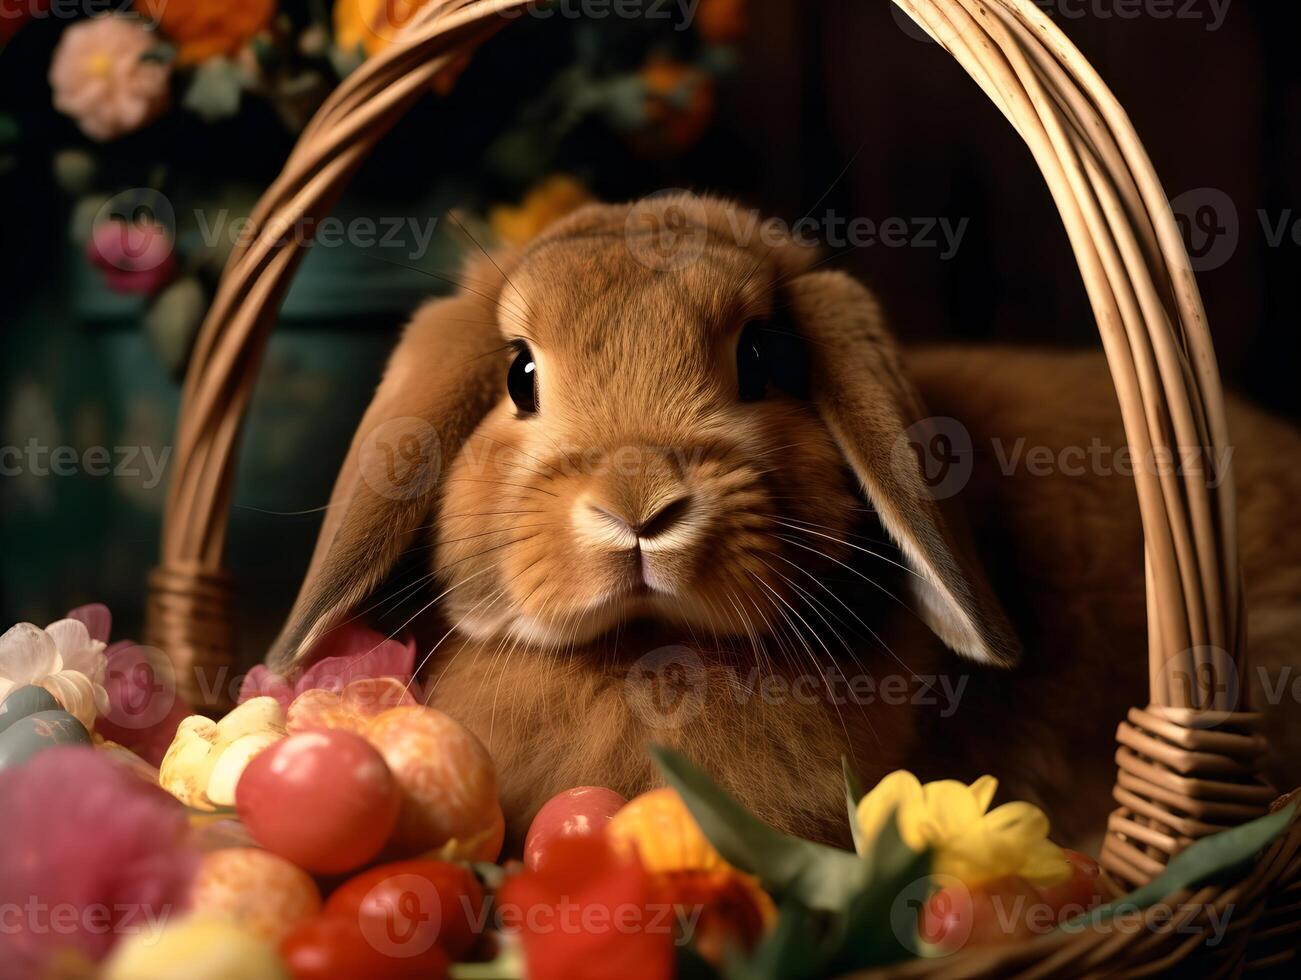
(267, 195, 1301, 850)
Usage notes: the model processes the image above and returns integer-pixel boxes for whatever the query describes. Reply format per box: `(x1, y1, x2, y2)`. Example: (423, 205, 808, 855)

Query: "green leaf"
(724, 901, 825, 980)
(842, 757, 866, 856)
(824, 818, 931, 970)
(183, 58, 244, 124)
(652, 745, 869, 910)
(1065, 802, 1296, 930)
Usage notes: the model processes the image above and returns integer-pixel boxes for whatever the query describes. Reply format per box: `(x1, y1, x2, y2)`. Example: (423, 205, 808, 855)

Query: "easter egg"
(236, 729, 400, 874)
(919, 876, 1042, 951)
(0, 685, 60, 735)
(190, 847, 322, 945)
(281, 914, 450, 980)
(326, 859, 485, 961)
(1034, 849, 1103, 916)
(363, 706, 500, 855)
(0, 709, 90, 770)
(104, 918, 287, 980)
(524, 786, 627, 871)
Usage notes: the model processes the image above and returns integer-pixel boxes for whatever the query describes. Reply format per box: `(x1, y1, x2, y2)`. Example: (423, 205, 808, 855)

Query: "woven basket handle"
(146, 0, 1264, 886)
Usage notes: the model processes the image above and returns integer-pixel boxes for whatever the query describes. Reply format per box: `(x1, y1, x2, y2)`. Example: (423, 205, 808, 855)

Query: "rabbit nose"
(589, 495, 692, 540)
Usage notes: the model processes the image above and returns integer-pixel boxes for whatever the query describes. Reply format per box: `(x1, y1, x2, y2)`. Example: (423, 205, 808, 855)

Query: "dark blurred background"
(1, 0, 1296, 662)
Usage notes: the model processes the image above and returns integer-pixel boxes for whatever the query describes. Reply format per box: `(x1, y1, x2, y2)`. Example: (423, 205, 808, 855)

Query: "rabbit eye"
(508, 341, 538, 414)
(736, 321, 768, 401)
(736, 318, 810, 402)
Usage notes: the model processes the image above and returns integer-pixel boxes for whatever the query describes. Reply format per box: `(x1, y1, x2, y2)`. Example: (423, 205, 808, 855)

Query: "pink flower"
(0, 747, 199, 977)
(67, 604, 192, 766)
(87, 219, 177, 295)
(238, 621, 417, 708)
(95, 641, 193, 766)
(49, 16, 170, 142)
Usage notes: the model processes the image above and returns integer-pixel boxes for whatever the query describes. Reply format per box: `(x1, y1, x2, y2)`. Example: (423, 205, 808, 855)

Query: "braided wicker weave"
(145, 0, 1300, 973)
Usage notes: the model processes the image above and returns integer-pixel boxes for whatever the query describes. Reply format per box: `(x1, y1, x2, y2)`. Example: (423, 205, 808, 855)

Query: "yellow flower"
(488, 175, 594, 248)
(856, 771, 1069, 887)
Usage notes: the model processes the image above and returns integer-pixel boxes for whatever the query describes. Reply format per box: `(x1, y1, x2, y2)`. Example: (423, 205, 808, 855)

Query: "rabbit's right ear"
(266, 280, 506, 674)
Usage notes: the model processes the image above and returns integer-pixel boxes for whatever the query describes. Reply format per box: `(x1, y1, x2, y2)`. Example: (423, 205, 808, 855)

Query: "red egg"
(326, 859, 485, 962)
(281, 914, 450, 980)
(524, 786, 627, 871)
(1035, 849, 1103, 917)
(236, 729, 400, 874)
(919, 876, 1042, 952)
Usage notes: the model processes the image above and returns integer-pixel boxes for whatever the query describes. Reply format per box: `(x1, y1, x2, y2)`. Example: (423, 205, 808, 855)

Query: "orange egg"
(189, 847, 321, 945)
(364, 706, 500, 855)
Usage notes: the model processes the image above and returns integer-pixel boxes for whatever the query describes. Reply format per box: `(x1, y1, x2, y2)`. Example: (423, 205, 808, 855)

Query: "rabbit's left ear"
(786, 270, 1020, 667)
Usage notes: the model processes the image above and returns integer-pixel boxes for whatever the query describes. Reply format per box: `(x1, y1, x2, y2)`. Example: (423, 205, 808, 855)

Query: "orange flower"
(334, 0, 429, 58)
(489, 175, 594, 248)
(697, 0, 748, 44)
(135, 0, 275, 65)
(606, 787, 776, 945)
(629, 58, 715, 158)
(650, 869, 769, 965)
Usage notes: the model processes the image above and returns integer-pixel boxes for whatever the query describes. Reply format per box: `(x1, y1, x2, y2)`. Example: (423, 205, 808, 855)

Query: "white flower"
(0, 619, 109, 730)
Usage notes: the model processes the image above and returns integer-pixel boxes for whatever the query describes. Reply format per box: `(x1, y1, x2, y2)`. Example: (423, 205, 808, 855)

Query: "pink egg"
(524, 786, 628, 871)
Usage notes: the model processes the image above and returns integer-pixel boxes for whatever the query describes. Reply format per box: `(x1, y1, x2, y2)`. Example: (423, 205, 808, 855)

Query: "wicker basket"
(143, 0, 1301, 973)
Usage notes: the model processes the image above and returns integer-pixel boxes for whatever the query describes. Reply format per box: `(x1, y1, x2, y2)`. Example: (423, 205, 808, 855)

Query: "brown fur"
(269, 196, 1301, 852)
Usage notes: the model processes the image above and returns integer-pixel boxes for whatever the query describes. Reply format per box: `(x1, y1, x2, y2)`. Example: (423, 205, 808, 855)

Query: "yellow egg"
(364, 705, 500, 854)
(189, 848, 320, 945)
(104, 917, 286, 980)
(607, 787, 728, 874)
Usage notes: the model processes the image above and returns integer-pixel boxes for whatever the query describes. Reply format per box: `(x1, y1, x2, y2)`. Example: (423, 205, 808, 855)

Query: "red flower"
(0, 0, 47, 47)
(497, 835, 675, 980)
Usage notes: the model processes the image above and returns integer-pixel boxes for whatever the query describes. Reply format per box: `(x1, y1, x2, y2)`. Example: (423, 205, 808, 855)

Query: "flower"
(626, 58, 716, 158)
(135, 0, 274, 65)
(0, 746, 199, 975)
(286, 676, 416, 734)
(0, 617, 108, 730)
(158, 697, 287, 809)
(607, 786, 776, 956)
(334, 0, 430, 59)
(238, 621, 417, 708)
(856, 771, 1070, 887)
(498, 834, 675, 980)
(697, 0, 749, 43)
(48, 16, 170, 142)
(607, 786, 730, 874)
(489, 175, 594, 248)
(95, 641, 193, 766)
(87, 217, 177, 295)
